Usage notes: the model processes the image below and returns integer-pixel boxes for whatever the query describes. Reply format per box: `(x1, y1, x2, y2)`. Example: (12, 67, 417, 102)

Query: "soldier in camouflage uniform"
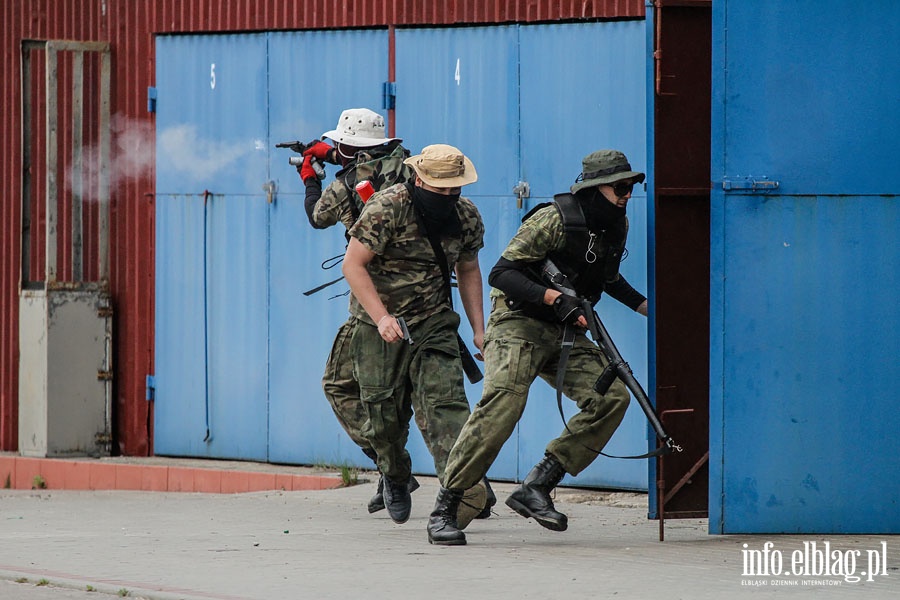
(298, 108, 417, 513)
(342, 144, 486, 525)
(427, 150, 649, 545)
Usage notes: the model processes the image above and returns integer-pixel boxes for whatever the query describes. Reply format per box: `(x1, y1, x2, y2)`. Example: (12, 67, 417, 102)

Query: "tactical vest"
(510, 193, 628, 320)
(337, 142, 414, 225)
(303, 143, 414, 295)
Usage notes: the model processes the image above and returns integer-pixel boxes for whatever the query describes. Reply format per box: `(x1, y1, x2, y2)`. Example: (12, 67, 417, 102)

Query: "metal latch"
(263, 180, 277, 203)
(513, 181, 530, 209)
(722, 176, 780, 192)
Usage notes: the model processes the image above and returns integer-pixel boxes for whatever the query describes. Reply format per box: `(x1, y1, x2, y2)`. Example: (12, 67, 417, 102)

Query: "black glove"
(552, 294, 584, 325)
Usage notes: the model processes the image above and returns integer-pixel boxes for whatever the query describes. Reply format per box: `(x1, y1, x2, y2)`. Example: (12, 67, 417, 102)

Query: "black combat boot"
(505, 453, 569, 531)
(368, 474, 421, 514)
(364, 448, 419, 514)
(427, 487, 467, 545)
(363, 449, 386, 514)
(368, 475, 386, 514)
(382, 474, 412, 524)
(475, 478, 497, 519)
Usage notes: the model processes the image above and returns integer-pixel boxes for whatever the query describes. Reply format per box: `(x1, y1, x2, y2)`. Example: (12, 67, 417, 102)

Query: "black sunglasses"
(612, 181, 635, 197)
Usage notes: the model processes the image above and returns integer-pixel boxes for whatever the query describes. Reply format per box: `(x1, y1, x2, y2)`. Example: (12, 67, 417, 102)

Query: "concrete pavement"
(0, 466, 897, 600)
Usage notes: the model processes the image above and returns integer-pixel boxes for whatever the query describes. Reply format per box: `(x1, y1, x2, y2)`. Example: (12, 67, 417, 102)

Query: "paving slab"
(0, 469, 896, 600)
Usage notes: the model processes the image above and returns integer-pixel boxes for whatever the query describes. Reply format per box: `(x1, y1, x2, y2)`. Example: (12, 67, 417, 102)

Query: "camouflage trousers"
(322, 318, 380, 464)
(350, 309, 472, 484)
(443, 299, 630, 491)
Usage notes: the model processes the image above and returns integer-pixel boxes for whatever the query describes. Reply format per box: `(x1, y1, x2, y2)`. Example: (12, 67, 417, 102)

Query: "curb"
(0, 455, 343, 493)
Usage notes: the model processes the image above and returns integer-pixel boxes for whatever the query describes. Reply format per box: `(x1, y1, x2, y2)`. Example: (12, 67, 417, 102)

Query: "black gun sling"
(545, 260, 675, 460)
(411, 199, 484, 384)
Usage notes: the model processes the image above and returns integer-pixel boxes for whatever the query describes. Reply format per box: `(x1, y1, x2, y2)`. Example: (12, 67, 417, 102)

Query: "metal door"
(266, 29, 390, 465)
(710, 1, 900, 532)
(395, 25, 522, 479)
(155, 34, 269, 460)
(519, 21, 648, 489)
(397, 22, 649, 488)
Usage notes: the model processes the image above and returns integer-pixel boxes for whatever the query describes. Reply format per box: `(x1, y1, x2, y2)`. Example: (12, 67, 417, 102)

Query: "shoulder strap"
(521, 201, 552, 223)
(552, 193, 587, 235)
(409, 193, 484, 384)
(410, 191, 453, 300)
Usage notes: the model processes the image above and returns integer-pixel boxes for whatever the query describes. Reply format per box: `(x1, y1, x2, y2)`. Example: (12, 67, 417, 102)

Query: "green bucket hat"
(570, 149, 645, 194)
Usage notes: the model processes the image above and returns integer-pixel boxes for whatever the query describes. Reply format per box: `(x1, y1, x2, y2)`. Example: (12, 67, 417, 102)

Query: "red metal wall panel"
(1, 0, 644, 455)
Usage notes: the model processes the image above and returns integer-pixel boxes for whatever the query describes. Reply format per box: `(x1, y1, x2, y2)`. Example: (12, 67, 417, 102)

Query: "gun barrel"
(586, 302, 671, 444)
(538, 257, 682, 456)
(457, 334, 484, 384)
(396, 317, 414, 345)
(541, 260, 675, 447)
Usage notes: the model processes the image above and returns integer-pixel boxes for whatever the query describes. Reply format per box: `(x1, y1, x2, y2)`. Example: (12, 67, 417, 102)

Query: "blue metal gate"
(394, 24, 524, 483)
(710, 1, 900, 532)
(395, 21, 648, 487)
(266, 29, 390, 465)
(518, 21, 648, 489)
(155, 34, 269, 460)
(155, 22, 650, 489)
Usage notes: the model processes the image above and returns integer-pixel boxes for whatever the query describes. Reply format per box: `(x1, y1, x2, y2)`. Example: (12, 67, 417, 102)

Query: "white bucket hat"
(321, 108, 401, 148)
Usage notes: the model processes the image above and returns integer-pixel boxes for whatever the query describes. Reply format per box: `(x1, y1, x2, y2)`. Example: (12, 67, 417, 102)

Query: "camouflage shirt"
(348, 183, 485, 326)
(489, 205, 631, 300)
(312, 144, 415, 231)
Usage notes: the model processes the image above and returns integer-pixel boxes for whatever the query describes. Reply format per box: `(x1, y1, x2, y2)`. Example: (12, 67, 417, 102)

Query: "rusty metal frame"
(20, 39, 111, 289)
(653, 1, 710, 96)
(656, 408, 697, 541)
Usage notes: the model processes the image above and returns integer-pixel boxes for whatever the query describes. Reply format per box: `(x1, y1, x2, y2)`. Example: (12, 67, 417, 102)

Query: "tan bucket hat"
(321, 108, 401, 148)
(404, 144, 478, 188)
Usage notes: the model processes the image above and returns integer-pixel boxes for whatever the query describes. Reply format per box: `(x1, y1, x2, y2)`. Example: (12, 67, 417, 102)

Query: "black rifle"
(540, 259, 682, 456)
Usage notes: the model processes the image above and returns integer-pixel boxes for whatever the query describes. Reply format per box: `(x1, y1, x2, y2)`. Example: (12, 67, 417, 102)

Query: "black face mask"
(577, 188, 626, 230)
(412, 185, 461, 236)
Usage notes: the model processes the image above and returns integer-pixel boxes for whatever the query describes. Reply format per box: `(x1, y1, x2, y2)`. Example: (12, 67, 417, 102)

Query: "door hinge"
(722, 176, 780, 193)
(382, 81, 396, 110)
(97, 370, 114, 381)
(146, 374, 156, 401)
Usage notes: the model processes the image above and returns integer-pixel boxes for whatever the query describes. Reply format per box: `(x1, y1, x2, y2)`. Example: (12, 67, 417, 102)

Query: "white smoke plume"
(63, 113, 155, 202)
(64, 114, 258, 200)
(157, 123, 255, 186)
